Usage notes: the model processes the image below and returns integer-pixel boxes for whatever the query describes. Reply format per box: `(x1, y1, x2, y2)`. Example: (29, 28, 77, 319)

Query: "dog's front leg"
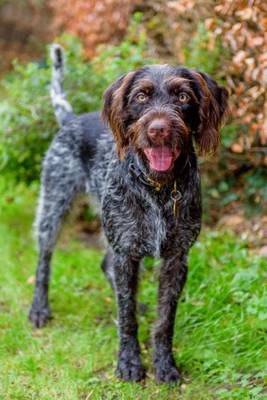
(113, 253, 145, 382)
(153, 252, 188, 383)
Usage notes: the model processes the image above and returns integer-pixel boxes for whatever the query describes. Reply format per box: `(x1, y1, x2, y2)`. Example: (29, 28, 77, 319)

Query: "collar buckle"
(146, 177, 162, 191)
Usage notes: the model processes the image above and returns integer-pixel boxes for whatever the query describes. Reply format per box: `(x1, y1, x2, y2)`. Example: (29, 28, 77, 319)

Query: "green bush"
(182, 22, 267, 217)
(183, 22, 224, 76)
(0, 14, 156, 183)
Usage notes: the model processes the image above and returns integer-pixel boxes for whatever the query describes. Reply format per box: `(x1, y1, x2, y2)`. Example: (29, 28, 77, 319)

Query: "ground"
(0, 180, 266, 400)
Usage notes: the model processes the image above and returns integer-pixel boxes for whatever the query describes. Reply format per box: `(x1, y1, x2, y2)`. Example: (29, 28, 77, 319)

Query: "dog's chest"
(102, 185, 175, 258)
(136, 192, 177, 258)
(144, 202, 167, 258)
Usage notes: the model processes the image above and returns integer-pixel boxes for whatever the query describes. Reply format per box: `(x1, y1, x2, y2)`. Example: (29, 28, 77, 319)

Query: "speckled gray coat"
(29, 45, 228, 384)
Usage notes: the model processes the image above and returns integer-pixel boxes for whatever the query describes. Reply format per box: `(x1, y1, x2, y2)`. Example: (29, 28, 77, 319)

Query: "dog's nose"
(147, 119, 169, 140)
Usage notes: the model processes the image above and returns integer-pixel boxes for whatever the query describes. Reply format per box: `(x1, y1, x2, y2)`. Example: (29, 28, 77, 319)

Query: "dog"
(29, 44, 228, 383)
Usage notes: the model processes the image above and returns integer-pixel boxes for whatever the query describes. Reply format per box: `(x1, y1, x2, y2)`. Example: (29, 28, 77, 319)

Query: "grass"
(0, 181, 266, 400)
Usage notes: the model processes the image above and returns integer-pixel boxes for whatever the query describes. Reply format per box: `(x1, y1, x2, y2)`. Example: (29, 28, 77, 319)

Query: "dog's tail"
(50, 44, 74, 126)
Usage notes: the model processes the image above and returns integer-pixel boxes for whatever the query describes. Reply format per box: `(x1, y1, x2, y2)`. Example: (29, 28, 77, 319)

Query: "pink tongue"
(144, 146, 173, 171)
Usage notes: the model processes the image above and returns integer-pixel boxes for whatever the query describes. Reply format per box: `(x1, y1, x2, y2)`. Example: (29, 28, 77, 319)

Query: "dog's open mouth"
(144, 146, 180, 172)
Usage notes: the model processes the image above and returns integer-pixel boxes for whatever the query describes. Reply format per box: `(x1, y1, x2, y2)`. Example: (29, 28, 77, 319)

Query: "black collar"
(127, 159, 185, 217)
(128, 163, 163, 191)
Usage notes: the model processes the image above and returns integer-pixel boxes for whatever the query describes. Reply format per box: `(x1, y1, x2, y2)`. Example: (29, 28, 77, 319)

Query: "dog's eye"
(136, 92, 148, 103)
(178, 92, 190, 103)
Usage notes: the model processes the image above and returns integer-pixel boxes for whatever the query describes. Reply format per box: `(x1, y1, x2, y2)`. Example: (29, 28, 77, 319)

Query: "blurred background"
(0, 2, 266, 398)
(0, 0, 266, 248)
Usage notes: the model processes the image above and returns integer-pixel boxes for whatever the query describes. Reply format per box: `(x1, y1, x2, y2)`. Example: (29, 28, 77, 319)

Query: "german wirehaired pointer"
(29, 44, 228, 383)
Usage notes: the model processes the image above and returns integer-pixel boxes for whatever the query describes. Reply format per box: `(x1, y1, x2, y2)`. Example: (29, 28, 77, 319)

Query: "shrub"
(181, 21, 267, 218)
(49, 0, 140, 59)
(183, 22, 223, 76)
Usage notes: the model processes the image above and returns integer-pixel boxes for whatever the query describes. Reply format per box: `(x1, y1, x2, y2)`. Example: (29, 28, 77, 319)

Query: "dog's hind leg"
(101, 250, 148, 316)
(101, 248, 115, 290)
(29, 146, 87, 328)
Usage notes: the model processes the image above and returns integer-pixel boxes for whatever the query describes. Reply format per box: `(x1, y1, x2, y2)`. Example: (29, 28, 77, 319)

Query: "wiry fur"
(29, 45, 228, 383)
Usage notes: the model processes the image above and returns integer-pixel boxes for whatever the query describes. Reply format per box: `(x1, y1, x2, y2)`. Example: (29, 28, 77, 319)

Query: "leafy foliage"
(0, 20, 156, 182)
(0, 61, 55, 182)
(49, 0, 140, 58)
(183, 22, 224, 76)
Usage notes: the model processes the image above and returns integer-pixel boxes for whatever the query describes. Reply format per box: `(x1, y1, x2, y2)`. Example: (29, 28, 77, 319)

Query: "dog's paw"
(155, 365, 180, 383)
(29, 305, 51, 328)
(154, 357, 181, 384)
(116, 358, 146, 382)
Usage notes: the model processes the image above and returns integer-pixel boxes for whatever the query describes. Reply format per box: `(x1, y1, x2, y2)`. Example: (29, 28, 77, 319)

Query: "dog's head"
(102, 65, 228, 178)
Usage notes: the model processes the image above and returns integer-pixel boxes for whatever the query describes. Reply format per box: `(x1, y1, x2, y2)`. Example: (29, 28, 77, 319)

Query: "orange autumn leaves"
(49, 0, 140, 58)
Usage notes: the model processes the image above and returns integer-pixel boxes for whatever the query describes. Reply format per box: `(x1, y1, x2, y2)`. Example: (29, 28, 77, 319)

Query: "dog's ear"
(192, 71, 229, 155)
(102, 71, 136, 159)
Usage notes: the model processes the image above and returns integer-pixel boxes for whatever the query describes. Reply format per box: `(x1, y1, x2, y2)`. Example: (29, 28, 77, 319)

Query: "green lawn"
(0, 181, 266, 400)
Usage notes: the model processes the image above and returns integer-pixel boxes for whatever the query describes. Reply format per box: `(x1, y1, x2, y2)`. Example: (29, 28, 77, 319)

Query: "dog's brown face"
(102, 65, 228, 176)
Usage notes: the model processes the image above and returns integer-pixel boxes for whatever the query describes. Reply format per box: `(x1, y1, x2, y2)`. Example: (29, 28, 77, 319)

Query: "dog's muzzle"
(139, 108, 188, 172)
